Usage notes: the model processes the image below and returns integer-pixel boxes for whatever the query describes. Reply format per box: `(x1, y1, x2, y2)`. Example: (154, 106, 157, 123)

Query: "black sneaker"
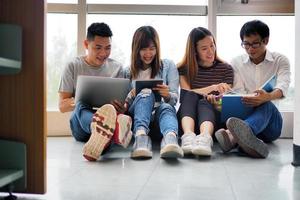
(226, 117, 269, 158)
(131, 135, 152, 158)
(160, 133, 184, 158)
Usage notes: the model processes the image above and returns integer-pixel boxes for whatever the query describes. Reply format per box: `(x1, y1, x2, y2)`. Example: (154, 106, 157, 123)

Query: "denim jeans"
(245, 101, 282, 142)
(128, 89, 178, 137)
(69, 101, 93, 142)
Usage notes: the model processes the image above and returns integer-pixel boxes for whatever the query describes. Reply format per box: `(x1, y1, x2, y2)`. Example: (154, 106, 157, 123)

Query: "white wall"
(294, 0, 300, 145)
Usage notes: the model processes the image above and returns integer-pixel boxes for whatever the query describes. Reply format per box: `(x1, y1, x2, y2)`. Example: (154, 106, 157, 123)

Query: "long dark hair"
(130, 26, 161, 79)
(178, 27, 223, 85)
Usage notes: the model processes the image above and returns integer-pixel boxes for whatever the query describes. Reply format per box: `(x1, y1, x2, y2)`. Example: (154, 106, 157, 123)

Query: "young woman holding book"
(177, 27, 233, 156)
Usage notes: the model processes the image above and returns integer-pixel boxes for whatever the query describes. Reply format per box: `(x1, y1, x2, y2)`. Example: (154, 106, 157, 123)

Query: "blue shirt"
(124, 59, 179, 106)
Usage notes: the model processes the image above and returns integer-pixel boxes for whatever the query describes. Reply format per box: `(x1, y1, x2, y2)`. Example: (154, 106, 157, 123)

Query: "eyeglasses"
(241, 40, 263, 49)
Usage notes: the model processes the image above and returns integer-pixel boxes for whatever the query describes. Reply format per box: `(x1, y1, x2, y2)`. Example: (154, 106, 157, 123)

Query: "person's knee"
(183, 90, 199, 99)
(135, 88, 155, 102)
(198, 98, 210, 106)
(72, 132, 90, 142)
(159, 103, 176, 113)
(262, 101, 277, 111)
(138, 88, 153, 97)
(70, 117, 90, 142)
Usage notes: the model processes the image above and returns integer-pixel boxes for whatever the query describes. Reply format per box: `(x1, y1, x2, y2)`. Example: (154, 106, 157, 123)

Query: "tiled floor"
(1, 137, 300, 200)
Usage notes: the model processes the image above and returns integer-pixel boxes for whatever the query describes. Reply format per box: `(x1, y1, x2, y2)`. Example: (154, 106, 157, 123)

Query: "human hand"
(59, 97, 75, 112)
(111, 100, 128, 114)
(129, 88, 136, 97)
(213, 83, 232, 94)
(206, 94, 222, 111)
(242, 90, 271, 107)
(153, 84, 170, 100)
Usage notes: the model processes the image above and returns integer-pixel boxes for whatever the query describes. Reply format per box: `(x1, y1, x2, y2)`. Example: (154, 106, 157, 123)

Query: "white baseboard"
(47, 111, 294, 138)
(47, 111, 71, 136)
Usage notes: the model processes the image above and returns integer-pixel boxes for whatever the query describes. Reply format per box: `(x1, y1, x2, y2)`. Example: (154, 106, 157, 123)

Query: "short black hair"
(240, 20, 269, 41)
(86, 22, 113, 41)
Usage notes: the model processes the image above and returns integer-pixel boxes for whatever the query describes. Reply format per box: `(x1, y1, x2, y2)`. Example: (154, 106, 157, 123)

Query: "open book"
(220, 93, 255, 122)
(220, 75, 276, 122)
(260, 74, 276, 92)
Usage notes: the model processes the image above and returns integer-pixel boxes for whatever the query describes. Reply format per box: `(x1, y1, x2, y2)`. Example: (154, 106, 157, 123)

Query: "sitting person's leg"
(156, 103, 183, 158)
(129, 89, 155, 158)
(70, 101, 94, 142)
(224, 102, 280, 158)
(192, 99, 215, 156)
(177, 90, 201, 154)
(246, 102, 283, 143)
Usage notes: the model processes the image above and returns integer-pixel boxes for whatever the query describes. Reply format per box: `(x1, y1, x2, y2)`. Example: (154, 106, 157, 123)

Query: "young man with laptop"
(215, 20, 291, 158)
(58, 22, 132, 161)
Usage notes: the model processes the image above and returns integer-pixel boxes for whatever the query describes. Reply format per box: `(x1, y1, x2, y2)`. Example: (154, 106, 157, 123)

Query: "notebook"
(220, 74, 276, 122)
(220, 94, 255, 122)
(260, 74, 277, 92)
(75, 76, 130, 109)
(135, 79, 163, 102)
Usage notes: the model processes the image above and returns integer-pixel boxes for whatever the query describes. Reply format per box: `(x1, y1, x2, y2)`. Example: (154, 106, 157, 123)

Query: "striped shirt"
(178, 61, 234, 94)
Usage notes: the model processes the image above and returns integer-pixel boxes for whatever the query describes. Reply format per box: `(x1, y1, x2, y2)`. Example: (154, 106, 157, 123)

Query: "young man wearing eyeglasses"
(215, 20, 291, 158)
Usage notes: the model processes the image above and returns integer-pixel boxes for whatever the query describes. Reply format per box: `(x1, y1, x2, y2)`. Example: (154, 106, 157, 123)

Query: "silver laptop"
(75, 75, 130, 109)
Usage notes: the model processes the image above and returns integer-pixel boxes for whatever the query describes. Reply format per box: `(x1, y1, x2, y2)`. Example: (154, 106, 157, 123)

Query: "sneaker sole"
(182, 146, 193, 155)
(191, 147, 212, 156)
(160, 144, 184, 158)
(83, 104, 117, 161)
(114, 114, 133, 148)
(215, 129, 234, 153)
(227, 117, 269, 158)
(131, 148, 153, 158)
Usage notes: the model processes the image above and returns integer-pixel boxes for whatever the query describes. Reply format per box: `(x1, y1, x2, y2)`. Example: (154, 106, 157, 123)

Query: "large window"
(87, 0, 207, 5)
(47, 14, 77, 110)
(217, 16, 295, 111)
(46, 1, 295, 112)
(88, 15, 206, 67)
(47, 0, 77, 3)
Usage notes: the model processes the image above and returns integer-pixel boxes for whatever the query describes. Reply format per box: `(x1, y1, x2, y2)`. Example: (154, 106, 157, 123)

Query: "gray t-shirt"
(58, 56, 124, 96)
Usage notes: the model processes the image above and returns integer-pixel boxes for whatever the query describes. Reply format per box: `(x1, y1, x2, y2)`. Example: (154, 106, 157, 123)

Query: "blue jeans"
(70, 101, 93, 142)
(128, 89, 178, 136)
(245, 101, 282, 143)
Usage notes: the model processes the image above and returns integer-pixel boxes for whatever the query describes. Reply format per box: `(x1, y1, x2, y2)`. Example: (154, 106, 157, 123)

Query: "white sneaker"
(192, 134, 213, 156)
(181, 133, 196, 155)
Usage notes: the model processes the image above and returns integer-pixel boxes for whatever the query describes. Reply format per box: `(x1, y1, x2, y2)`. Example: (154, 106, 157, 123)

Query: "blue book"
(220, 94, 254, 122)
(260, 74, 277, 92)
(220, 74, 276, 122)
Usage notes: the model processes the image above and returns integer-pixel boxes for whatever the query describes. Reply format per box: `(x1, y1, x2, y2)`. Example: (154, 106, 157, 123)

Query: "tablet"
(135, 79, 163, 102)
(75, 76, 130, 109)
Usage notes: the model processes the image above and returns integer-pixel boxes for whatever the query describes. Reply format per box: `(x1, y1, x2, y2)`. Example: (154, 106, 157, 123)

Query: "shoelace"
(164, 134, 177, 145)
(136, 135, 149, 148)
(182, 135, 194, 146)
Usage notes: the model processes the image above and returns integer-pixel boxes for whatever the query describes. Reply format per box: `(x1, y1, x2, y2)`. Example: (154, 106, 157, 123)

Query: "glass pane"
(47, 14, 77, 110)
(88, 14, 207, 67)
(217, 16, 295, 111)
(47, 0, 77, 3)
(87, 0, 207, 5)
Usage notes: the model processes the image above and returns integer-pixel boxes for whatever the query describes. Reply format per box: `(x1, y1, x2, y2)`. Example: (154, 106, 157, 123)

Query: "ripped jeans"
(128, 89, 178, 136)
